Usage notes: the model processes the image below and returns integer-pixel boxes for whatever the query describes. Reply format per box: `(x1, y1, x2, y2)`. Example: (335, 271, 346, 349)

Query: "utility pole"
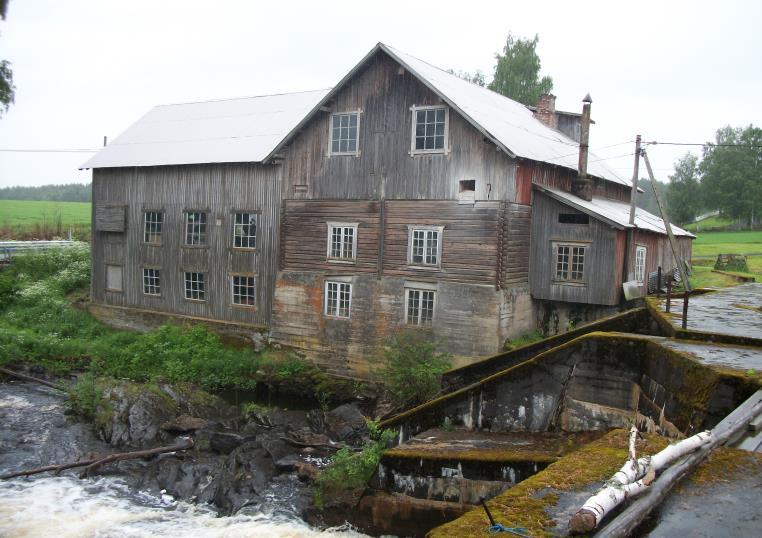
(642, 150, 692, 293)
(628, 135, 642, 225)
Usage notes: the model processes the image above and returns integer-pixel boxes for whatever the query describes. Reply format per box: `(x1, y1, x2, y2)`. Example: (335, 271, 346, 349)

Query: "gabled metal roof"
(268, 43, 630, 187)
(80, 89, 329, 169)
(536, 185, 695, 237)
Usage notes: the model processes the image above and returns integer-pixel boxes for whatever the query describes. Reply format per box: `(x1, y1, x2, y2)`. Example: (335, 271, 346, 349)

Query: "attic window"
(558, 213, 589, 225)
(330, 112, 359, 155)
(411, 105, 448, 154)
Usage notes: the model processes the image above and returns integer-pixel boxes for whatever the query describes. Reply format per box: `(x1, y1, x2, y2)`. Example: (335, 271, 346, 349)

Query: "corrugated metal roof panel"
(538, 185, 695, 237)
(81, 89, 330, 169)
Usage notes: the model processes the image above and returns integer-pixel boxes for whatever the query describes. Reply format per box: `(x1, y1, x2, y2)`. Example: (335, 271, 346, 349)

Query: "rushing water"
(0, 382, 369, 538)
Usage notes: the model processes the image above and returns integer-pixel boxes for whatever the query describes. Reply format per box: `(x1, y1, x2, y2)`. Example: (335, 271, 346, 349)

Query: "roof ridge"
(156, 88, 332, 108)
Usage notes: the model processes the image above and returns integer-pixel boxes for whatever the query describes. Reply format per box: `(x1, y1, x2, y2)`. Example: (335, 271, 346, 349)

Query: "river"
(0, 382, 369, 538)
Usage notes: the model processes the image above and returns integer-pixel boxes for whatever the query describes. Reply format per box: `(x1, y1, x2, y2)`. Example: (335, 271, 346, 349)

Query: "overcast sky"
(0, 0, 760, 188)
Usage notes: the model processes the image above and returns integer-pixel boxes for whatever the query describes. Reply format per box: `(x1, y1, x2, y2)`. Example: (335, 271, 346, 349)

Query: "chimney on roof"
(534, 93, 558, 130)
(572, 94, 594, 202)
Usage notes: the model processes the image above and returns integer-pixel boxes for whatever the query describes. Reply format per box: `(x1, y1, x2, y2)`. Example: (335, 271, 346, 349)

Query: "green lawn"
(682, 215, 735, 232)
(0, 200, 91, 240)
(691, 230, 762, 257)
(0, 200, 91, 227)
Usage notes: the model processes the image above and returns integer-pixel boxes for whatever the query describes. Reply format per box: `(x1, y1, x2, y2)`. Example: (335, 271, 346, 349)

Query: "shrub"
(67, 373, 102, 421)
(379, 331, 451, 407)
(314, 419, 396, 507)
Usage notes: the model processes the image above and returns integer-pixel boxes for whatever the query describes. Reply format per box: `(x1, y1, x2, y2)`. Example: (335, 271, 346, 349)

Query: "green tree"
(635, 178, 669, 216)
(700, 125, 762, 227)
(489, 33, 553, 106)
(0, 0, 15, 117)
(447, 68, 487, 87)
(666, 153, 702, 225)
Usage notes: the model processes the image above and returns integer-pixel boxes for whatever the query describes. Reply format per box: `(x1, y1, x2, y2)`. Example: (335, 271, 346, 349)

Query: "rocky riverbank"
(0, 370, 383, 534)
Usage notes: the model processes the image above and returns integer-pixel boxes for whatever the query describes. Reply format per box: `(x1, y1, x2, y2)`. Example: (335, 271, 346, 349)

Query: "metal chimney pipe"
(572, 94, 594, 201)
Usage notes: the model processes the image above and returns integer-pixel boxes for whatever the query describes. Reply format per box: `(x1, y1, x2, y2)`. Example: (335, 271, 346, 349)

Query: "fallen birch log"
(0, 438, 194, 480)
(0, 366, 68, 392)
(569, 428, 712, 534)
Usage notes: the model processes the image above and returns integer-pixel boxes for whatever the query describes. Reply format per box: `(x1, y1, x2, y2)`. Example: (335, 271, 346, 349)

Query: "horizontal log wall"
(529, 192, 623, 305)
(91, 163, 282, 327)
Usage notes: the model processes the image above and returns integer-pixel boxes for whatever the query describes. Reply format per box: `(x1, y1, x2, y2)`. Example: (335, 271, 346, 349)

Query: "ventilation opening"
(458, 180, 476, 204)
(559, 213, 589, 225)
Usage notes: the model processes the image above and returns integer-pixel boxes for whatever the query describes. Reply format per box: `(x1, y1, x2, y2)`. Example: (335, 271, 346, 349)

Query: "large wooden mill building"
(83, 43, 693, 377)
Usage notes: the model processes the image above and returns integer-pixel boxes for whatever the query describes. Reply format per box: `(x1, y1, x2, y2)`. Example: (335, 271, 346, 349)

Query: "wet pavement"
(657, 338, 762, 372)
(657, 283, 762, 338)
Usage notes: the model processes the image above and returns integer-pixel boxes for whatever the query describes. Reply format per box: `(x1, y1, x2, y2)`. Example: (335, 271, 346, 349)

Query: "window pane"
(415, 137, 425, 150)
(434, 136, 444, 149)
(349, 114, 357, 127)
(425, 137, 435, 150)
(416, 110, 426, 123)
(436, 108, 445, 123)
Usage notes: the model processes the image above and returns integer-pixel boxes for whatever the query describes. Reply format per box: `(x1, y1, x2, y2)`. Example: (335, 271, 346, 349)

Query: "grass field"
(682, 215, 735, 232)
(0, 200, 91, 240)
(691, 230, 762, 257)
(689, 230, 762, 288)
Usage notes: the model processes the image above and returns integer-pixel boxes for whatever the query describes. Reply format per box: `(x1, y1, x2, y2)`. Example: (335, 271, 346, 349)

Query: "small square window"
(635, 246, 647, 284)
(105, 264, 122, 292)
(232, 275, 255, 306)
(411, 106, 448, 154)
(233, 212, 257, 249)
(143, 211, 163, 244)
(406, 289, 435, 326)
(330, 112, 359, 155)
(185, 211, 207, 245)
(409, 226, 443, 267)
(142, 268, 161, 295)
(184, 272, 206, 301)
(327, 223, 357, 261)
(325, 281, 352, 318)
(554, 243, 586, 282)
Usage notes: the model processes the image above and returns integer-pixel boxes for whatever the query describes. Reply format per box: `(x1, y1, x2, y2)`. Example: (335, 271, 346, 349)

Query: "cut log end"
(569, 509, 597, 535)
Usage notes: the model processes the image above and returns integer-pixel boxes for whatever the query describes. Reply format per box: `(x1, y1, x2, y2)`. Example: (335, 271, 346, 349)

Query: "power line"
(644, 140, 762, 149)
(0, 148, 99, 153)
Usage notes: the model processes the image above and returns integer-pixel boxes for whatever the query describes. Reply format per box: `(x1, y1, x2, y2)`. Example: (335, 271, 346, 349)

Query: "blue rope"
(488, 523, 531, 537)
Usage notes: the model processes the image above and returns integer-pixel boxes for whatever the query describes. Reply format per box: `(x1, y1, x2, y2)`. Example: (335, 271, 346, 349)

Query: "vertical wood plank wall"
(91, 163, 281, 327)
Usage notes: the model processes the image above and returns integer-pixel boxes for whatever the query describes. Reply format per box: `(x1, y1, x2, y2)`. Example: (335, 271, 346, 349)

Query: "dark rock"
(307, 409, 326, 433)
(209, 431, 254, 454)
(199, 441, 276, 513)
(267, 409, 310, 430)
(97, 385, 176, 447)
(294, 462, 320, 483)
(286, 429, 332, 447)
(324, 403, 367, 442)
(274, 454, 300, 472)
(161, 415, 208, 433)
(261, 438, 296, 465)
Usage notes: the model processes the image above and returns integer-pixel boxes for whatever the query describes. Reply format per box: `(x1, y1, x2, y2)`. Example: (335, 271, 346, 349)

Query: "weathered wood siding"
(280, 52, 519, 202)
(501, 202, 532, 287)
(529, 192, 623, 305)
(94, 204, 126, 232)
(91, 163, 282, 327)
(629, 229, 693, 284)
(516, 161, 632, 205)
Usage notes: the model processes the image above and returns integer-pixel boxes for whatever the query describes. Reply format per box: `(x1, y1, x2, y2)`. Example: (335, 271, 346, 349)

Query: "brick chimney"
(571, 94, 594, 201)
(534, 93, 558, 130)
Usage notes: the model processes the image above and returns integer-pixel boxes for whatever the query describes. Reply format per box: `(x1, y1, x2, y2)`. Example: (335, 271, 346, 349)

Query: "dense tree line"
(663, 125, 762, 226)
(0, 183, 92, 202)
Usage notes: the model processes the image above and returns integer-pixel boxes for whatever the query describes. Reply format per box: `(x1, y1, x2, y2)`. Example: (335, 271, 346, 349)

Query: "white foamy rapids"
(0, 476, 369, 538)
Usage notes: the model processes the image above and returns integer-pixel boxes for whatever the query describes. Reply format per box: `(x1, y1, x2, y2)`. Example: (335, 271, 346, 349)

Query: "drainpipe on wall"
(572, 94, 594, 201)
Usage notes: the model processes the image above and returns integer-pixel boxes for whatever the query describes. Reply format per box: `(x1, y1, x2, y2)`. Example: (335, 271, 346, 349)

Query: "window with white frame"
(406, 288, 435, 326)
(233, 212, 257, 249)
(143, 211, 163, 245)
(330, 112, 359, 154)
(412, 106, 447, 153)
(325, 281, 352, 318)
(409, 226, 443, 267)
(635, 246, 647, 284)
(142, 268, 161, 295)
(185, 211, 207, 245)
(327, 223, 357, 261)
(184, 271, 206, 301)
(231, 275, 256, 306)
(554, 243, 586, 282)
